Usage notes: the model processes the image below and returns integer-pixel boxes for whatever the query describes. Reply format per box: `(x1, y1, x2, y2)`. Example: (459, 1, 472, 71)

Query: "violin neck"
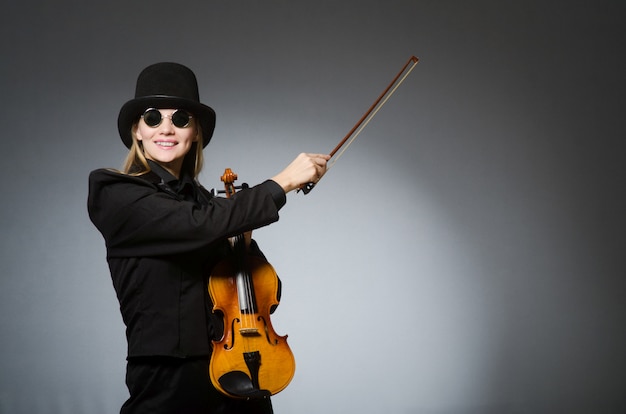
(232, 234, 258, 314)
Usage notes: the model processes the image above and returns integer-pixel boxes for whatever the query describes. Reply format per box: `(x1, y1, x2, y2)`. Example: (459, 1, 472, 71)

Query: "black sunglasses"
(141, 108, 193, 128)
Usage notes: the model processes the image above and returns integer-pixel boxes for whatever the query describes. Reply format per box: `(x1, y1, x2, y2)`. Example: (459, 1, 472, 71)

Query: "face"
(135, 108, 199, 178)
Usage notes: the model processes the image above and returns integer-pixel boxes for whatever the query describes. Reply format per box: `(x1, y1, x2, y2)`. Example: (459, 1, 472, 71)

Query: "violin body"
(209, 254, 296, 398)
(208, 168, 295, 399)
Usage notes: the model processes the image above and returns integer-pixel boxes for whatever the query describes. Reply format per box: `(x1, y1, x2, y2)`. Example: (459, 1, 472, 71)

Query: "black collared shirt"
(88, 164, 286, 358)
(146, 160, 200, 204)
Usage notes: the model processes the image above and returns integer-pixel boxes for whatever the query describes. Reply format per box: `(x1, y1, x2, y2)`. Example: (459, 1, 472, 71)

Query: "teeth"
(157, 141, 175, 147)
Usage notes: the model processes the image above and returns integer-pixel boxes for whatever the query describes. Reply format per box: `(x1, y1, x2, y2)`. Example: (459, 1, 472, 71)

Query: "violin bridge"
(239, 328, 260, 336)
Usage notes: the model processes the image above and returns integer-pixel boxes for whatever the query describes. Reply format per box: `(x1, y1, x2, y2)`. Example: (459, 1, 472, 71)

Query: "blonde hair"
(122, 121, 205, 178)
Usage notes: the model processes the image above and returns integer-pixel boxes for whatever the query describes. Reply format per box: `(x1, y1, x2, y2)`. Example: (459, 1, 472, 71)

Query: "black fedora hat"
(117, 62, 216, 148)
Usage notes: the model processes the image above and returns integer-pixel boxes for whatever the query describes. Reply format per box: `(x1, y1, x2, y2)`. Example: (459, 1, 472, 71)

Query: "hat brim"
(118, 95, 216, 148)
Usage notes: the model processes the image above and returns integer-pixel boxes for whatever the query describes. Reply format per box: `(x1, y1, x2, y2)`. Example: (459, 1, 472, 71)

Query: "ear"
(193, 124, 202, 143)
(133, 124, 142, 141)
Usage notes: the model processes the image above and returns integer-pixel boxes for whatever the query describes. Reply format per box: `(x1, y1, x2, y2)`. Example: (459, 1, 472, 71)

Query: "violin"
(208, 168, 296, 399)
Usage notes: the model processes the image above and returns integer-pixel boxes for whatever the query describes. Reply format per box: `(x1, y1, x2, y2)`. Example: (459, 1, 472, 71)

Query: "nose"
(158, 113, 176, 132)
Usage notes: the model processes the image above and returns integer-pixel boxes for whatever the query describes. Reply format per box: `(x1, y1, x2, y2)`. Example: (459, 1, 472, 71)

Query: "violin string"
(246, 262, 255, 333)
(242, 240, 255, 349)
(234, 235, 253, 352)
(327, 59, 419, 170)
(233, 236, 246, 350)
(243, 263, 252, 352)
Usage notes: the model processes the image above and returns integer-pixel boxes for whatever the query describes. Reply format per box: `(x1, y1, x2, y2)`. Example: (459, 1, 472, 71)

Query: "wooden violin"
(208, 168, 296, 399)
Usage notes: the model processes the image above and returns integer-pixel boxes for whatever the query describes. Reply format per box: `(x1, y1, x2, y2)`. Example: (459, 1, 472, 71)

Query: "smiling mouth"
(155, 141, 177, 147)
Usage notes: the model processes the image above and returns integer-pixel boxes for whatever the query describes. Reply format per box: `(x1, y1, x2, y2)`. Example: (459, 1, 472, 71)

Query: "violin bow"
(301, 55, 419, 194)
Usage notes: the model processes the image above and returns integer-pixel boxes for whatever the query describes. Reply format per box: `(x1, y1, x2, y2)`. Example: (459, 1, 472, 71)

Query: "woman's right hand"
(271, 153, 330, 193)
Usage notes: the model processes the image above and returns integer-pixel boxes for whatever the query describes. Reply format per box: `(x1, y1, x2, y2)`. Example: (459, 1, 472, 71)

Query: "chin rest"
(218, 371, 271, 399)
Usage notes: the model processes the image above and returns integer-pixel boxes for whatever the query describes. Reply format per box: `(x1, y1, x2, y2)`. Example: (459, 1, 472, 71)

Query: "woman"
(88, 62, 328, 414)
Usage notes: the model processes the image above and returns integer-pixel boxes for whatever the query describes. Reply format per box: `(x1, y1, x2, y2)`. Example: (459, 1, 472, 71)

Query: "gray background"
(1, 1, 625, 413)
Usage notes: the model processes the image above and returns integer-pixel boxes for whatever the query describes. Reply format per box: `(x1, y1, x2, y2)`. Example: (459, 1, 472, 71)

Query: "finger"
(306, 153, 331, 161)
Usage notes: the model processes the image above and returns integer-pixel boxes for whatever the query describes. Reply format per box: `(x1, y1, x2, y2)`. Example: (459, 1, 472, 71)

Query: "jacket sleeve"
(87, 169, 286, 258)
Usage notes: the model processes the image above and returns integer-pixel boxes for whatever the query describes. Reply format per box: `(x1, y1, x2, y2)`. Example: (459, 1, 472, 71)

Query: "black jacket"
(87, 165, 286, 358)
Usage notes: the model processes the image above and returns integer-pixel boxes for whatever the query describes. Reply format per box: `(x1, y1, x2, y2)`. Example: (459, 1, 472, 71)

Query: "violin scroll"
(220, 168, 238, 197)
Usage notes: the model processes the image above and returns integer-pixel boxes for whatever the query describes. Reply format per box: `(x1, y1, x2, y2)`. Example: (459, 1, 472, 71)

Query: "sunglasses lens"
(172, 110, 191, 128)
(143, 109, 162, 127)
